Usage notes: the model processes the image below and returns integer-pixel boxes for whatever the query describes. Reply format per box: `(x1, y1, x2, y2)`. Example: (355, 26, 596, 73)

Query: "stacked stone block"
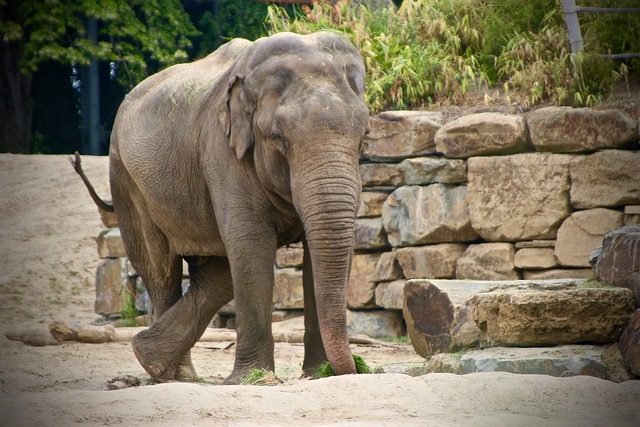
(359, 106, 639, 321)
(94, 106, 640, 340)
(93, 205, 136, 317)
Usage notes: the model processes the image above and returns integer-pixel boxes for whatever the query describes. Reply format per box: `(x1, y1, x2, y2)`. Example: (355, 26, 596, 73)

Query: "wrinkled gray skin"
(108, 32, 369, 384)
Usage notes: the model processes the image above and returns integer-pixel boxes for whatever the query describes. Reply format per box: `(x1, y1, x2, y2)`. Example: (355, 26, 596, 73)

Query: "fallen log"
(6, 321, 407, 349)
(47, 321, 238, 343)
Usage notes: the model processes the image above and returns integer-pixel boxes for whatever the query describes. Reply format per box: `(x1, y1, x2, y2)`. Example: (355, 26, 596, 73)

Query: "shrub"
(265, 0, 636, 110)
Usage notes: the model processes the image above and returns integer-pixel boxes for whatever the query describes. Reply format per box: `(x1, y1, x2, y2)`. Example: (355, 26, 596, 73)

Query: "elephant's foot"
(132, 330, 196, 383)
(302, 348, 329, 378)
(175, 354, 198, 382)
(223, 359, 275, 385)
(302, 362, 327, 379)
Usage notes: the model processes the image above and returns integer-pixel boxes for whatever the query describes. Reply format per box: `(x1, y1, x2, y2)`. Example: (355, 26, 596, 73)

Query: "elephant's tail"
(68, 151, 115, 213)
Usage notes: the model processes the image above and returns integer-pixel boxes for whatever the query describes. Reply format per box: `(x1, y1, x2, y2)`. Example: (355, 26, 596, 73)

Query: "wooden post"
(562, 0, 583, 53)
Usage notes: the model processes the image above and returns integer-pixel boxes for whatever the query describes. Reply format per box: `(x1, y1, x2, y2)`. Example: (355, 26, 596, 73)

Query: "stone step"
(384, 345, 635, 382)
(402, 279, 636, 357)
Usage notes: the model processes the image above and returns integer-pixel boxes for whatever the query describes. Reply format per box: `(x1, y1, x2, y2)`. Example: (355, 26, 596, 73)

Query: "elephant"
(72, 31, 369, 384)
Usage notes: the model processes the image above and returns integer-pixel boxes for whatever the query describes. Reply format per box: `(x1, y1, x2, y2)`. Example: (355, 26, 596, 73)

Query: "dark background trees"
(1, 0, 636, 155)
(0, 0, 276, 154)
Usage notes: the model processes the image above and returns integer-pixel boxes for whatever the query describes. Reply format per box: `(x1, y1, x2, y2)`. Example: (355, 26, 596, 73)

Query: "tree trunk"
(1, 3, 33, 153)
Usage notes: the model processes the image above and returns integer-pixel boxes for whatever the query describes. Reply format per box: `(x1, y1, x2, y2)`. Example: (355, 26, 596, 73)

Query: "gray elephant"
(73, 31, 369, 384)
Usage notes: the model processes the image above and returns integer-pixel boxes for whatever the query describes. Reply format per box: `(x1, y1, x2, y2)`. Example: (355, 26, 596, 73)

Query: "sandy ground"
(0, 153, 639, 426)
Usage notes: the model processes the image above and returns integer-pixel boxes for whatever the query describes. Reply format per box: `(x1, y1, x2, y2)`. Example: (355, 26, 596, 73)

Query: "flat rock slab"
(456, 242, 519, 280)
(528, 107, 638, 153)
(435, 112, 531, 158)
(402, 279, 587, 357)
(363, 110, 443, 161)
(473, 285, 636, 346)
(426, 345, 608, 379)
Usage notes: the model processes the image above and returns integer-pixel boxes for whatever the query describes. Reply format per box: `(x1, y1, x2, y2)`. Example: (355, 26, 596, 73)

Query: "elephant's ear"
(225, 75, 254, 160)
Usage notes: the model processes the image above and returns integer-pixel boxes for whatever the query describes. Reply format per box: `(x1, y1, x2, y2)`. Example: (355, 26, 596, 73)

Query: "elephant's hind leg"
(110, 161, 187, 381)
(134, 256, 234, 382)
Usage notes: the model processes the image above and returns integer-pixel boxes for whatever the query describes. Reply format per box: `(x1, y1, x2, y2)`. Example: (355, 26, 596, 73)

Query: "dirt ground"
(1, 154, 639, 426)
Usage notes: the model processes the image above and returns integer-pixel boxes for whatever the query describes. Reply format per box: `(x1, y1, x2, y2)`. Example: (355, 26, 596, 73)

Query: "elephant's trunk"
(291, 142, 361, 376)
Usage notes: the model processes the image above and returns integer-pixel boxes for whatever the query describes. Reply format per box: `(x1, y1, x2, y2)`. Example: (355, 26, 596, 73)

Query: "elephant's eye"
(272, 122, 284, 141)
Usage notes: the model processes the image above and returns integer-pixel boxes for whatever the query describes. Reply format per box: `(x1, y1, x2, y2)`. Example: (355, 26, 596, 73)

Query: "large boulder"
(595, 225, 640, 305)
(555, 208, 624, 267)
(273, 268, 303, 309)
(94, 257, 128, 316)
(402, 279, 506, 356)
(359, 162, 404, 187)
(374, 279, 405, 309)
(363, 111, 443, 161)
(354, 217, 389, 250)
(371, 251, 403, 282)
(514, 247, 557, 270)
(275, 245, 303, 268)
(472, 284, 636, 346)
(570, 150, 640, 209)
(357, 191, 389, 218)
(467, 153, 573, 241)
(394, 244, 467, 279)
(456, 243, 519, 280)
(434, 112, 531, 158)
(528, 107, 638, 152)
(382, 184, 478, 247)
(96, 228, 127, 259)
(347, 310, 404, 339)
(403, 280, 455, 356)
(347, 253, 380, 309)
(402, 279, 579, 356)
(399, 157, 467, 185)
(618, 309, 640, 377)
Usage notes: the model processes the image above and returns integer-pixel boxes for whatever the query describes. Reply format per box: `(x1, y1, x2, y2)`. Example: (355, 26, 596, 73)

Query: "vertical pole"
(86, 17, 101, 155)
(562, 0, 584, 53)
(79, 17, 101, 155)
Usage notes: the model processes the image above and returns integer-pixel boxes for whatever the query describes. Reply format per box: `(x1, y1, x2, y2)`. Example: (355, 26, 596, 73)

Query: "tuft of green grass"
(120, 291, 139, 327)
(315, 354, 373, 378)
(239, 369, 283, 386)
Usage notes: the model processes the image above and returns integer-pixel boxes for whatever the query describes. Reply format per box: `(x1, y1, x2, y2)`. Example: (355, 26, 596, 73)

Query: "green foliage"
(11, 0, 199, 89)
(193, 0, 271, 58)
(239, 369, 283, 385)
(120, 290, 138, 327)
(266, 0, 637, 110)
(315, 354, 373, 378)
(578, 0, 640, 64)
(267, 1, 489, 111)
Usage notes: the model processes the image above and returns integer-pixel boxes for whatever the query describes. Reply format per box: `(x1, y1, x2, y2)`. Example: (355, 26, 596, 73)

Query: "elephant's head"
(223, 32, 369, 375)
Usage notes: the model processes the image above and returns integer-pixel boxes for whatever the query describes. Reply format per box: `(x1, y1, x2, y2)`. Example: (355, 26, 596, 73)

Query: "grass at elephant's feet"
(238, 369, 285, 386)
(315, 354, 377, 378)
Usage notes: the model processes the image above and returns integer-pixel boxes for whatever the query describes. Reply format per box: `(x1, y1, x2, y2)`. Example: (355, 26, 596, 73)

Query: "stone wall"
(94, 106, 640, 338)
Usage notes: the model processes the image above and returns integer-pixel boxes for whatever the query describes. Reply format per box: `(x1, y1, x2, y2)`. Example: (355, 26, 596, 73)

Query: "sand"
(1, 153, 639, 426)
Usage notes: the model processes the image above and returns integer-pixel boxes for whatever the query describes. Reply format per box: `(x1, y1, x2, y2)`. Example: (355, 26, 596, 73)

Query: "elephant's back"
(119, 38, 252, 117)
(111, 38, 252, 164)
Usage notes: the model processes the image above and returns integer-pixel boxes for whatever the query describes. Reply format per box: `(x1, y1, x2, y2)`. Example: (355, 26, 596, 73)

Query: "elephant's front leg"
(223, 229, 278, 385)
